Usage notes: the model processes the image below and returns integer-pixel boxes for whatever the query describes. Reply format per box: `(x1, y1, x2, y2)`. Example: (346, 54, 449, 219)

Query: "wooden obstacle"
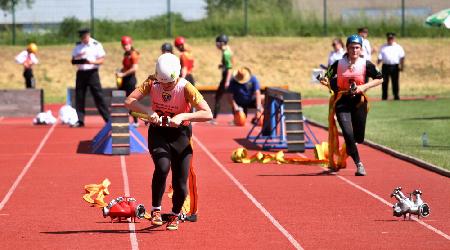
(247, 87, 317, 152)
(110, 91, 130, 155)
(0, 89, 43, 117)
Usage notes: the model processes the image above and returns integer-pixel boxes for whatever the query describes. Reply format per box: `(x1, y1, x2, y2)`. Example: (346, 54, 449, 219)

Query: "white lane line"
(193, 136, 304, 250)
(296, 151, 450, 241)
(120, 156, 139, 250)
(337, 175, 450, 241)
(0, 122, 57, 211)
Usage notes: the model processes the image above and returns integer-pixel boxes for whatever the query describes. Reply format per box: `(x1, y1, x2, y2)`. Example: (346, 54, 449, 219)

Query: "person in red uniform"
(116, 36, 140, 126)
(174, 36, 195, 86)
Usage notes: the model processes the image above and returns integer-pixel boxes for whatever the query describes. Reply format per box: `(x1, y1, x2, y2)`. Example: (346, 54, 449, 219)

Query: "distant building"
(292, 0, 447, 20)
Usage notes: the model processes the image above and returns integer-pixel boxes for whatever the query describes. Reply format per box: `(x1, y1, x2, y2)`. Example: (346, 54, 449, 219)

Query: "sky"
(0, 0, 207, 24)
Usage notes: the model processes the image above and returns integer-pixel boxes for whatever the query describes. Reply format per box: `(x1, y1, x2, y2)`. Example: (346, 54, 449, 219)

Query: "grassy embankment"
(1, 37, 449, 103)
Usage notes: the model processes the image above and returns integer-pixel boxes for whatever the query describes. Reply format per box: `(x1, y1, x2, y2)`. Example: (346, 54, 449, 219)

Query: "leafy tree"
(205, 0, 292, 16)
(0, 0, 34, 12)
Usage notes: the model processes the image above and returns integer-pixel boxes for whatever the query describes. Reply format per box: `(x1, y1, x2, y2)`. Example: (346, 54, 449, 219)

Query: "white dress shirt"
(71, 38, 105, 71)
(378, 42, 405, 65)
(362, 39, 372, 60)
(328, 48, 345, 66)
(15, 50, 38, 65)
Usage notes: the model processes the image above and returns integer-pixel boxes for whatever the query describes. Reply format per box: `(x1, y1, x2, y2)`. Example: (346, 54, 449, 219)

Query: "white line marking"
(193, 136, 304, 250)
(0, 122, 57, 211)
(336, 175, 450, 241)
(296, 151, 450, 241)
(120, 156, 139, 250)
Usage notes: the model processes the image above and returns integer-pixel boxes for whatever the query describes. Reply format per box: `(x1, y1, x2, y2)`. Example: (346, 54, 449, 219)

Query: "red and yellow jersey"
(180, 51, 194, 75)
(137, 76, 203, 118)
(122, 49, 140, 72)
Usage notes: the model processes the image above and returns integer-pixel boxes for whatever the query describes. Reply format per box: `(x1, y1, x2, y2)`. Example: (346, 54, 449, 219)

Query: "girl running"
(320, 34, 383, 176)
(125, 53, 212, 230)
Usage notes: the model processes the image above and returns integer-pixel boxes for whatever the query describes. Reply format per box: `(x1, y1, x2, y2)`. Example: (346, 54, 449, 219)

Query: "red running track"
(0, 114, 448, 249)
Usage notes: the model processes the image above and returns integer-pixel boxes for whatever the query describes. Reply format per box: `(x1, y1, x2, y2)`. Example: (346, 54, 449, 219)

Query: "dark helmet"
(216, 34, 229, 44)
(161, 42, 173, 53)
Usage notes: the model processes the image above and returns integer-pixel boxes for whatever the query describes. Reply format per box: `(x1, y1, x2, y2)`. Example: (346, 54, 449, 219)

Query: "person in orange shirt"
(174, 36, 195, 86)
(117, 36, 140, 127)
(15, 43, 39, 88)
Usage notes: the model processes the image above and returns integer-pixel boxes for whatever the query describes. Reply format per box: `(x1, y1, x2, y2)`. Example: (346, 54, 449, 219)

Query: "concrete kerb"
(306, 118, 450, 178)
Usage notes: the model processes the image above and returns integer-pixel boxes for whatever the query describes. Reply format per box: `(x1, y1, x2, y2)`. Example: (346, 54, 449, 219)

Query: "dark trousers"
(213, 70, 228, 118)
(75, 69, 110, 123)
(335, 95, 368, 164)
(23, 68, 35, 88)
(119, 74, 138, 123)
(382, 64, 400, 100)
(148, 125, 192, 214)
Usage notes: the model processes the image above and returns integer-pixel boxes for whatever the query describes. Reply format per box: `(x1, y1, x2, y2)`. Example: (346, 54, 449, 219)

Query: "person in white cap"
(125, 53, 212, 231)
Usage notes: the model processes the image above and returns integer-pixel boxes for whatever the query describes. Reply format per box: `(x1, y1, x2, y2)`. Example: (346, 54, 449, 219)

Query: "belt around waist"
(77, 68, 99, 73)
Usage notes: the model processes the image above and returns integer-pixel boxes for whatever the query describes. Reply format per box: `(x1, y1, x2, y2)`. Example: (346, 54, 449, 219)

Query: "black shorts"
(148, 125, 192, 155)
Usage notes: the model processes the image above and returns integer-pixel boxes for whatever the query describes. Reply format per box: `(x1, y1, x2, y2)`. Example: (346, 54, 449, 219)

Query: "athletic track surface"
(0, 106, 448, 249)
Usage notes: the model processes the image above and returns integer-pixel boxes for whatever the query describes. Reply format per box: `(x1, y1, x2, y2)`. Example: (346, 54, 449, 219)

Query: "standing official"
(71, 28, 110, 127)
(15, 43, 39, 88)
(377, 32, 405, 100)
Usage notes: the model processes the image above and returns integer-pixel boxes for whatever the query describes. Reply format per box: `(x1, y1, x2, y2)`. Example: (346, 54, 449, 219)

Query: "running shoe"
(166, 214, 179, 231)
(185, 213, 197, 222)
(70, 121, 84, 128)
(355, 162, 366, 176)
(208, 119, 218, 125)
(151, 210, 163, 226)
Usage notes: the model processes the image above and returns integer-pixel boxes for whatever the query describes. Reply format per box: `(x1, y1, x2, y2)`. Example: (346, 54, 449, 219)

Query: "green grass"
(1, 13, 449, 46)
(303, 98, 450, 170)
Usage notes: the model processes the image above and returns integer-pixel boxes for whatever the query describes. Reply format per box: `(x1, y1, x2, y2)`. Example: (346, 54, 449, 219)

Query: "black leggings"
(148, 125, 192, 214)
(119, 74, 138, 123)
(213, 70, 229, 118)
(335, 95, 368, 165)
(23, 68, 35, 88)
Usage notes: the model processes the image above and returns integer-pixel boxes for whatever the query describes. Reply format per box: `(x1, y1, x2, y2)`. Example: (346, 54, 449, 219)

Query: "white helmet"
(155, 53, 181, 83)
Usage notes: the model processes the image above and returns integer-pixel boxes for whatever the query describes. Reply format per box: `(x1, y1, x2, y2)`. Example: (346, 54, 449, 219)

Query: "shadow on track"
(258, 170, 337, 177)
(76, 140, 93, 154)
(40, 225, 164, 235)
